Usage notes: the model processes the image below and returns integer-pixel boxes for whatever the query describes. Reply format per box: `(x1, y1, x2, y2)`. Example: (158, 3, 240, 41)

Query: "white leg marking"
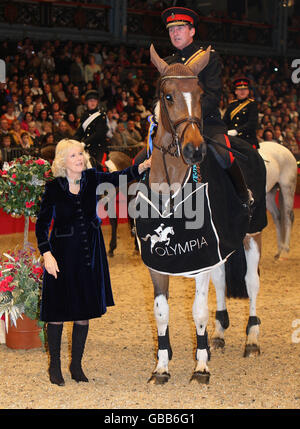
(211, 264, 226, 341)
(193, 272, 210, 334)
(154, 295, 169, 373)
(193, 272, 210, 372)
(244, 237, 260, 317)
(211, 264, 226, 311)
(154, 294, 169, 336)
(244, 236, 260, 347)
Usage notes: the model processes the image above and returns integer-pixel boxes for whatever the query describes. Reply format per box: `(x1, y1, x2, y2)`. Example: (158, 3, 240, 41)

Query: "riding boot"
(47, 323, 65, 386)
(226, 160, 254, 209)
(70, 323, 89, 383)
(207, 134, 254, 209)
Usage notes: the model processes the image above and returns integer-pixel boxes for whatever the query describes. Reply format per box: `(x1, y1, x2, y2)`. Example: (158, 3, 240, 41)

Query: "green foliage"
(0, 155, 52, 217)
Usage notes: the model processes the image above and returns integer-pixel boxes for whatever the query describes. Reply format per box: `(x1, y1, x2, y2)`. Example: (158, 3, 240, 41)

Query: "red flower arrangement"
(0, 247, 44, 336)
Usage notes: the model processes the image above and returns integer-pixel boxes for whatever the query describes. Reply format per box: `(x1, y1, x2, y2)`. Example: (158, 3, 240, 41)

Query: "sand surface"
(0, 211, 300, 410)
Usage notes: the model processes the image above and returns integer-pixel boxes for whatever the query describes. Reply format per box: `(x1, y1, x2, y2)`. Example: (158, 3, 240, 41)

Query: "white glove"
(138, 156, 152, 174)
(228, 129, 238, 136)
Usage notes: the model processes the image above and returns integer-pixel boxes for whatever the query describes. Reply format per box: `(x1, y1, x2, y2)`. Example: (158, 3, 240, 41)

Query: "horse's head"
(150, 44, 210, 165)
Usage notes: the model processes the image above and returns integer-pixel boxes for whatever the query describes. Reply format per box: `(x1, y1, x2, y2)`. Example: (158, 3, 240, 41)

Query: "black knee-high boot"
(70, 323, 89, 382)
(47, 323, 65, 386)
(226, 160, 253, 207)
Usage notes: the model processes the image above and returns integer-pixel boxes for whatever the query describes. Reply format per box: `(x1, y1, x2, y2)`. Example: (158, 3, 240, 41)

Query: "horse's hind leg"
(148, 269, 172, 385)
(211, 263, 229, 350)
(190, 272, 211, 384)
(266, 186, 283, 259)
(278, 184, 295, 256)
(244, 233, 261, 357)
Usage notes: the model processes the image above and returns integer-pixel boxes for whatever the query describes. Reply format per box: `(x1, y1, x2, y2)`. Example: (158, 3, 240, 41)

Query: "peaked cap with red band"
(233, 78, 250, 89)
(161, 7, 199, 29)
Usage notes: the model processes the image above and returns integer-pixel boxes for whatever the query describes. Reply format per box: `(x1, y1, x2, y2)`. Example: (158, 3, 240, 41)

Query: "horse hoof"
(211, 337, 225, 350)
(148, 372, 170, 385)
(190, 370, 210, 385)
(244, 344, 260, 357)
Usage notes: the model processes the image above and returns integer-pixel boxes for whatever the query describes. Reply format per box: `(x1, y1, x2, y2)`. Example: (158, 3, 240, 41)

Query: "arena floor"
(0, 210, 300, 410)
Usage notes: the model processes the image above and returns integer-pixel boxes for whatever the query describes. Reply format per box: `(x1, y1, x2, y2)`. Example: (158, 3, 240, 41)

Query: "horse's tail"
(142, 234, 151, 241)
(225, 246, 248, 298)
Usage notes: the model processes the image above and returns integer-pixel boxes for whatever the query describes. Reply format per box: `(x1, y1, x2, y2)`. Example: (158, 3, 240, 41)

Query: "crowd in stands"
(0, 37, 300, 168)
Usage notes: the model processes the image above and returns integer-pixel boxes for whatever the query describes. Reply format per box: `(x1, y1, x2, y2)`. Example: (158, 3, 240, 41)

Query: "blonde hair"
(51, 139, 92, 178)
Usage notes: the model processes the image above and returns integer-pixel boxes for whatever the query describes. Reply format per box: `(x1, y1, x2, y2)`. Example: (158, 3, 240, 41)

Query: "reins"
(203, 135, 248, 161)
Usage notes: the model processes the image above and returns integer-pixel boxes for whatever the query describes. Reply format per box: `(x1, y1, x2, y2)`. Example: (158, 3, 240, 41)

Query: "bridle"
(151, 74, 205, 190)
(152, 75, 248, 166)
(152, 75, 203, 159)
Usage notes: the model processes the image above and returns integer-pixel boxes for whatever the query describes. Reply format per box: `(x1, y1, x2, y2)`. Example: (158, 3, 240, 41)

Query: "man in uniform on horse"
(223, 78, 259, 149)
(160, 6, 252, 208)
(74, 89, 108, 170)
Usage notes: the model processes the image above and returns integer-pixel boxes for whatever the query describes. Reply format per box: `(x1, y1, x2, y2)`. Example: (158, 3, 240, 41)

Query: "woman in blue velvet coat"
(35, 138, 151, 386)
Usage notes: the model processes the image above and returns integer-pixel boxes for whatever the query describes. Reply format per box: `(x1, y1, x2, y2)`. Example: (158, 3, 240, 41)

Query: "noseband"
(153, 75, 203, 158)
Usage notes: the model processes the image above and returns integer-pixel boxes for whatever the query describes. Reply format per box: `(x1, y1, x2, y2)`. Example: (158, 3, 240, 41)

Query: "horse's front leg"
(190, 272, 211, 384)
(244, 233, 261, 357)
(148, 269, 172, 385)
(210, 263, 229, 350)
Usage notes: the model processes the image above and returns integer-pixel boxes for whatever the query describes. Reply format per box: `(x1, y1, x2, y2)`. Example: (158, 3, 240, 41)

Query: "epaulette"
(248, 98, 254, 101)
(184, 47, 212, 66)
(201, 45, 215, 52)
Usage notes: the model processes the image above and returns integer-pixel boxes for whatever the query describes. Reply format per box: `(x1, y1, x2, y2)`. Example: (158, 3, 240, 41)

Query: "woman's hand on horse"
(138, 156, 152, 174)
(43, 251, 60, 279)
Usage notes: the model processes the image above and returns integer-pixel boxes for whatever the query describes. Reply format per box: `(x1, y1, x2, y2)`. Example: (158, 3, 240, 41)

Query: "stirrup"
(242, 189, 254, 221)
(247, 189, 254, 206)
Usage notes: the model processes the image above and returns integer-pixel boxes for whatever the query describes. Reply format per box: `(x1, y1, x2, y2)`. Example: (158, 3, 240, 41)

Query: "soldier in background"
(74, 90, 108, 170)
(223, 78, 259, 149)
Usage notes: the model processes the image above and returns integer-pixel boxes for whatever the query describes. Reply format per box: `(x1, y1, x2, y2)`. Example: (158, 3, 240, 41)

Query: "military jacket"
(74, 108, 108, 161)
(223, 98, 259, 148)
(164, 41, 224, 129)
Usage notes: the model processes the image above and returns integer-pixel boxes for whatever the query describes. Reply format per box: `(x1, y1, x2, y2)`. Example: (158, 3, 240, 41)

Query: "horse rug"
(134, 140, 267, 277)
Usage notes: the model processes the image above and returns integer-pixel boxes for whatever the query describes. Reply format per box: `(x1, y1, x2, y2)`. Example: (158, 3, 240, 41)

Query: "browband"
(161, 75, 198, 81)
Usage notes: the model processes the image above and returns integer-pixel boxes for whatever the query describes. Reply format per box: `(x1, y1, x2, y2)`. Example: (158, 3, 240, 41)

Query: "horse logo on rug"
(141, 224, 174, 253)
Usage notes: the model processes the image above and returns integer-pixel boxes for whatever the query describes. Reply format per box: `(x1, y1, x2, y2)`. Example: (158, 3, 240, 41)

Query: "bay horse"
(258, 141, 297, 259)
(134, 45, 268, 385)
